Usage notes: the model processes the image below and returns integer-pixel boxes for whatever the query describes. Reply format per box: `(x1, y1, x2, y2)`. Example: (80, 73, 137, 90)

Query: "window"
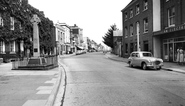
(130, 43, 134, 53)
(168, 6, 175, 27)
(143, 0, 148, 11)
(10, 41, 15, 53)
(135, 53, 140, 57)
(0, 13, 3, 27)
(10, 17, 14, 30)
(131, 53, 136, 57)
(136, 21, 140, 36)
(125, 43, 128, 53)
(125, 27, 128, 37)
(143, 18, 148, 33)
(125, 12, 128, 21)
(130, 24, 133, 36)
(130, 9, 133, 18)
(136, 4, 140, 15)
(0, 41, 5, 53)
(19, 23, 23, 32)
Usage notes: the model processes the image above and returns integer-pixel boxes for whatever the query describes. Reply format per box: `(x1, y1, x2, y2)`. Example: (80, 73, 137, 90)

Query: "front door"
(169, 43, 173, 62)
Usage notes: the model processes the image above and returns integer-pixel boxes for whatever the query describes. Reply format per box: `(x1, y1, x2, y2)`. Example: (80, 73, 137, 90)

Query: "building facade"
(70, 24, 83, 51)
(58, 23, 71, 54)
(113, 30, 122, 56)
(54, 23, 65, 55)
(154, 0, 185, 62)
(121, 0, 161, 58)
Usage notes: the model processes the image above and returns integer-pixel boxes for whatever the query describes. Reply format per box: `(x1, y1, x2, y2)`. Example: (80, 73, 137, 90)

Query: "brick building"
(121, 0, 161, 58)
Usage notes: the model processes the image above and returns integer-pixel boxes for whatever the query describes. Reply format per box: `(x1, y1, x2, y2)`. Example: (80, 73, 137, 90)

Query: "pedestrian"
(179, 48, 183, 65)
(176, 48, 180, 64)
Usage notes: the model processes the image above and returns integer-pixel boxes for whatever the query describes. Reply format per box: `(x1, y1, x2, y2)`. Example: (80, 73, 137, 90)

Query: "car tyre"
(157, 66, 161, 70)
(142, 63, 147, 70)
(129, 61, 133, 67)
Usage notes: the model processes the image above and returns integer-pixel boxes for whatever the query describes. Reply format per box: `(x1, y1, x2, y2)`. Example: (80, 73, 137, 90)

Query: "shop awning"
(76, 46, 83, 50)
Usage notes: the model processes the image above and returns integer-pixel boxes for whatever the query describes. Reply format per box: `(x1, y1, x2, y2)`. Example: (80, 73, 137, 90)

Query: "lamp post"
(136, 22, 140, 51)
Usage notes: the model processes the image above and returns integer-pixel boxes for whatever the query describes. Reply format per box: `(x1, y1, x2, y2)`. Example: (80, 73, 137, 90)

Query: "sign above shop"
(164, 24, 185, 33)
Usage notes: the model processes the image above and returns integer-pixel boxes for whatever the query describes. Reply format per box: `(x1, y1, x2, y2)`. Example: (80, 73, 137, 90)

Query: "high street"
(61, 52, 185, 106)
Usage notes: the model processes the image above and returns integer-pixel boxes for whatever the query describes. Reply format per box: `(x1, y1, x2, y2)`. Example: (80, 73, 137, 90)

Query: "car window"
(135, 53, 140, 57)
(142, 53, 152, 57)
(131, 53, 136, 57)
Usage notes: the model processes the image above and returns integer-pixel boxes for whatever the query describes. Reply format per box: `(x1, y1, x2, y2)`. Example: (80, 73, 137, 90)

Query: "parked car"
(128, 51, 163, 70)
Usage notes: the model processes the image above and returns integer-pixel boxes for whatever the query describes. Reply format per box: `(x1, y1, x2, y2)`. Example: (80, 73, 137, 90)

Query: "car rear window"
(143, 53, 152, 57)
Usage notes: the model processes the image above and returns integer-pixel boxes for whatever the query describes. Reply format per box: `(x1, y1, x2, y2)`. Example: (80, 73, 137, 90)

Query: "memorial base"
(27, 57, 46, 66)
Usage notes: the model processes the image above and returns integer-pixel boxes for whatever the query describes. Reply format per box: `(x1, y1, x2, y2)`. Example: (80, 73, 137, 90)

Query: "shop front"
(163, 37, 185, 62)
(154, 24, 185, 62)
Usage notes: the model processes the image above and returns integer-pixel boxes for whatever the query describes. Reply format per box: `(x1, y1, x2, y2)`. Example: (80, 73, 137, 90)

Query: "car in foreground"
(128, 51, 163, 70)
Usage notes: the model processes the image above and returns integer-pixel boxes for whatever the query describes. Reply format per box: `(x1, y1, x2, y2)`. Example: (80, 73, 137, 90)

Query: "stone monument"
(31, 14, 41, 57)
(28, 14, 46, 66)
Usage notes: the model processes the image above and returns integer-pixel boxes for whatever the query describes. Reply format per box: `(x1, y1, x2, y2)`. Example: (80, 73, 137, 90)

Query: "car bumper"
(147, 64, 163, 69)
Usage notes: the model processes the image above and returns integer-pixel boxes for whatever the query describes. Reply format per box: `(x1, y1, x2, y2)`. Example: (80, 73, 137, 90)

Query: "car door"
(131, 53, 136, 65)
(134, 53, 140, 66)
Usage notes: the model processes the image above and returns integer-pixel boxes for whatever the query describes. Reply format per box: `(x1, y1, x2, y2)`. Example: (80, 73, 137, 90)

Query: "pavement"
(105, 52, 185, 74)
(0, 61, 63, 106)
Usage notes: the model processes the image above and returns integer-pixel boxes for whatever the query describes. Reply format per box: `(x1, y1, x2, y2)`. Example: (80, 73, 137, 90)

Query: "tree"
(102, 24, 116, 49)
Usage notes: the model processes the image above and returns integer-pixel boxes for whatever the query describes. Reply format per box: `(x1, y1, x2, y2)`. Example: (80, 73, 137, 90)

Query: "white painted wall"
(153, 37, 161, 58)
(153, 0, 161, 32)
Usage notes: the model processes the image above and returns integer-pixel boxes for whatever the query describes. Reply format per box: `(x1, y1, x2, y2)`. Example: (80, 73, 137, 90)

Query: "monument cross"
(30, 14, 41, 57)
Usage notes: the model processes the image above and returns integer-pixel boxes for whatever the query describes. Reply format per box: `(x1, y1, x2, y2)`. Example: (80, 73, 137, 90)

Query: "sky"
(29, 0, 132, 44)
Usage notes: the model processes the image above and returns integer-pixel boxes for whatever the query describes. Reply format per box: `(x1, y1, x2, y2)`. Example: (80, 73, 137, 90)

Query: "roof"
(121, 0, 137, 12)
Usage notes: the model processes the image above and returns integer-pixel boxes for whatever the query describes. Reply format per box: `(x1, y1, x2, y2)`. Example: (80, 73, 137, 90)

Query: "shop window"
(168, 6, 175, 27)
(163, 44, 168, 60)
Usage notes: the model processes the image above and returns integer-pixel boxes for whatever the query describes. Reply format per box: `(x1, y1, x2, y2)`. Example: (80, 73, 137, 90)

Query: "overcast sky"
(29, 0, 131, 44)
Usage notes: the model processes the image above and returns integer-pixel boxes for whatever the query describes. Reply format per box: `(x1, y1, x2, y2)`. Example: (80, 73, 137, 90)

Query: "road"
(61, 52, 185, 106)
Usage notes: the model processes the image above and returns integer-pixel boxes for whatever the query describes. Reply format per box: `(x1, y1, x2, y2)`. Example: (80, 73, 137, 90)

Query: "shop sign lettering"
(164, 24, 185, 33)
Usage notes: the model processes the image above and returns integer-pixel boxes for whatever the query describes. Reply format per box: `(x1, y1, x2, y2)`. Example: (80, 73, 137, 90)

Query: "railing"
(12, 56, 58, 70)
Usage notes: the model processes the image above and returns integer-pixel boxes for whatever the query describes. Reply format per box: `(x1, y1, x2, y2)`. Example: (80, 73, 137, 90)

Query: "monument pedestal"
(27, 57, 46, 66)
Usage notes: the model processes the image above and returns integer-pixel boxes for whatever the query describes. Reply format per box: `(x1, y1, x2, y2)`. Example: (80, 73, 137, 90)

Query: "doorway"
(169, 43, 173, 62)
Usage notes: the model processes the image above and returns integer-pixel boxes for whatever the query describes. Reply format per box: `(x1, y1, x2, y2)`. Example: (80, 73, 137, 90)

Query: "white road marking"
(22, 100, 46, 106)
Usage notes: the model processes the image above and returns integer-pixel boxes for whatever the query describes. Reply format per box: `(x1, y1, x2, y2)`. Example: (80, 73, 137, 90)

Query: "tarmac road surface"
(61, 52, 185, 106)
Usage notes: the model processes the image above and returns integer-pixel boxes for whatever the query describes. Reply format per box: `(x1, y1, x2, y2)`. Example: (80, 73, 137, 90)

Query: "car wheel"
(142, 63, 147, 70)
(157, 66, 161, 70)
(129, 61, 133, 67)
